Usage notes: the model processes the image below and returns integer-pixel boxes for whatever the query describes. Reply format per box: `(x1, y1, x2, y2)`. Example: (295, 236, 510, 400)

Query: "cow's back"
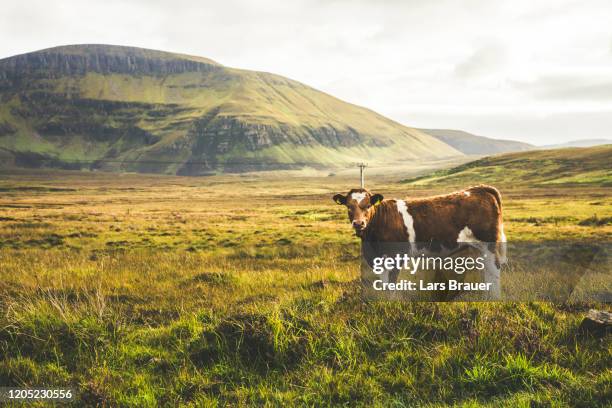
(408, 186, 502, 244)
(363, 185, 503, 246)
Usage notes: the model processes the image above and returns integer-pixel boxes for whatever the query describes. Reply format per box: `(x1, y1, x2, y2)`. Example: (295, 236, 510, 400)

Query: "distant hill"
(403, 145, 612, 187)
(0, 44, 459, 175)
(539, 139, 612, 149)
(419, 129, 534, 155)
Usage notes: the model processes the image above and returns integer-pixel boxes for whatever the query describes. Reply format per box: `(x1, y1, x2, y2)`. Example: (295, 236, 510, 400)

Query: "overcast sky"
(2, 0, 611, 144)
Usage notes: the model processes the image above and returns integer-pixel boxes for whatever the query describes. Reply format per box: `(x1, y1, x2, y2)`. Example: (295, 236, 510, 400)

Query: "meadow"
(0, 169, 610, 407)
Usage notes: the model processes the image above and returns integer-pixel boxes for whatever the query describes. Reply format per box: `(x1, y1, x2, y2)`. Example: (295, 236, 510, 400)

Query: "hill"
(539, 139, 612, 149)
(419, 128, 534, 155)
(0, 44, 459, 174)
(403, 145, 612, 187)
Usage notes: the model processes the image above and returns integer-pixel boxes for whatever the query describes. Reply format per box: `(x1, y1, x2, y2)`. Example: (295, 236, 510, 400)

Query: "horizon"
(2, 0, 611, 145)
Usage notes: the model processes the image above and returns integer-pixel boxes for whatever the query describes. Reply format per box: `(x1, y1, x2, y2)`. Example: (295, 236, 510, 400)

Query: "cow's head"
(333, 189, 384, 237)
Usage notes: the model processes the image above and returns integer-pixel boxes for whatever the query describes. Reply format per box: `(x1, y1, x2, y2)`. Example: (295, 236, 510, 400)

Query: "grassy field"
(0, 169, 610, 406)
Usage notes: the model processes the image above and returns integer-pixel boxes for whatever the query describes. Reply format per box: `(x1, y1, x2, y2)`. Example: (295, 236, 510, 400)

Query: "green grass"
(0, 171, 610, 406)
(403, 145, 612, 188)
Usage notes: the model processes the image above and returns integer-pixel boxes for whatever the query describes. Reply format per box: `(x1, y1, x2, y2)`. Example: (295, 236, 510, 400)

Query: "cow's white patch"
(457, 226, 478, 243)
(396, 200, 416, 243)
(464, 191, 471, 197)
(351, 192, 366, 204)
(500, 224, 507, 242)
(457, 226, 502, 299)
(458, 226, 488, 258)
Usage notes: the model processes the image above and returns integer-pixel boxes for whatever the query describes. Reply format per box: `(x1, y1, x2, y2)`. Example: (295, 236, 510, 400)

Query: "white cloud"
(1, 0, 611, 144)
(454, 44, 506, 79)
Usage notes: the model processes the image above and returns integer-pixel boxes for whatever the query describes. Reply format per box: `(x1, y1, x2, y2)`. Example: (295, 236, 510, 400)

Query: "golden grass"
(0, 170, 610, 406)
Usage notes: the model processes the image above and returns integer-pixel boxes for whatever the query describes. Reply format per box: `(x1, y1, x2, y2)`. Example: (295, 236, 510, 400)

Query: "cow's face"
(333, 189, 384, 237)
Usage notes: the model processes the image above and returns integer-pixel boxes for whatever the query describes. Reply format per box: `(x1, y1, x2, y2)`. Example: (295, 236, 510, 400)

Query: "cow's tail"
(471, 185, 507, 266)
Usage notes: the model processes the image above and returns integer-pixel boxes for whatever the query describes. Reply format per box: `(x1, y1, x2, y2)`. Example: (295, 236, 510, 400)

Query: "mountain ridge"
(419, 128, 534, 155)
(0, 44, 221, 77)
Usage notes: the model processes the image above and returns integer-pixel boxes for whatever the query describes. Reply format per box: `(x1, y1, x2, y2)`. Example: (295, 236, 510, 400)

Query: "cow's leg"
(494, 242, 506, 269)
(389, 267, 400, 285)
(483, 250, 501, 300)
(495, 224, 507, 266)
(463, 238, 502, 300)
(378, 266, 398, 300)
(381, 267, 389, 285)
(489, 225, 506, 297)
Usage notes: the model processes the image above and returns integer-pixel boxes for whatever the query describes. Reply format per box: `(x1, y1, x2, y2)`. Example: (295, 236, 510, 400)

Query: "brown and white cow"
(333, 185, 506, 297)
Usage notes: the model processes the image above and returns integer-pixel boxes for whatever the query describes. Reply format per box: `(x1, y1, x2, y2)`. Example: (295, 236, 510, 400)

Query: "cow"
(332, 185, 506, 298)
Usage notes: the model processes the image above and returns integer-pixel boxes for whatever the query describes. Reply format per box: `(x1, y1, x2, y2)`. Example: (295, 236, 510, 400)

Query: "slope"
(539, 139, 612, 149)
(403, 145, 612, 187)
(0, 44, 460, 174)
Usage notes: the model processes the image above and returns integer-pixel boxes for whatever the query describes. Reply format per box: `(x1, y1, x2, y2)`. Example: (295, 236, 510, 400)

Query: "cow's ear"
(371, 194, 384, 206)
(333, 194, 347, 205)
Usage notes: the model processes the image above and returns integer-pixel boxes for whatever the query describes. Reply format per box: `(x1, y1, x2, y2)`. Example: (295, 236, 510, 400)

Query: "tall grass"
(0, 172, 610, 406)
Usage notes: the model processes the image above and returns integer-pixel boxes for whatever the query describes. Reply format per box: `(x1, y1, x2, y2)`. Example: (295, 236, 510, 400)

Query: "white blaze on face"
(396, 200, 416, 243)
(351, 192, 367, 204)
(464, 191, 471, 197)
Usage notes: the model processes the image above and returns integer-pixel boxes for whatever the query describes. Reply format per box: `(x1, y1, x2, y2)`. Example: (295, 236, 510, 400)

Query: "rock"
(579, 309, 611, 335)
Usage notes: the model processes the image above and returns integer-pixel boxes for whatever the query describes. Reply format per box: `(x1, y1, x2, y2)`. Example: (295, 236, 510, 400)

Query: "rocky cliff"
(0, 44, 220, 79)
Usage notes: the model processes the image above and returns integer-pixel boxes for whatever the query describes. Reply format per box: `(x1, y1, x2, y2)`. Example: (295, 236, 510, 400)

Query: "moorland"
(0, 152, 610, 406)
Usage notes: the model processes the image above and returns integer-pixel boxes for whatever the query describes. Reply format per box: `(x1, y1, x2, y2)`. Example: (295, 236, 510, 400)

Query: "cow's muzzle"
(352, 220, 366, 236)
